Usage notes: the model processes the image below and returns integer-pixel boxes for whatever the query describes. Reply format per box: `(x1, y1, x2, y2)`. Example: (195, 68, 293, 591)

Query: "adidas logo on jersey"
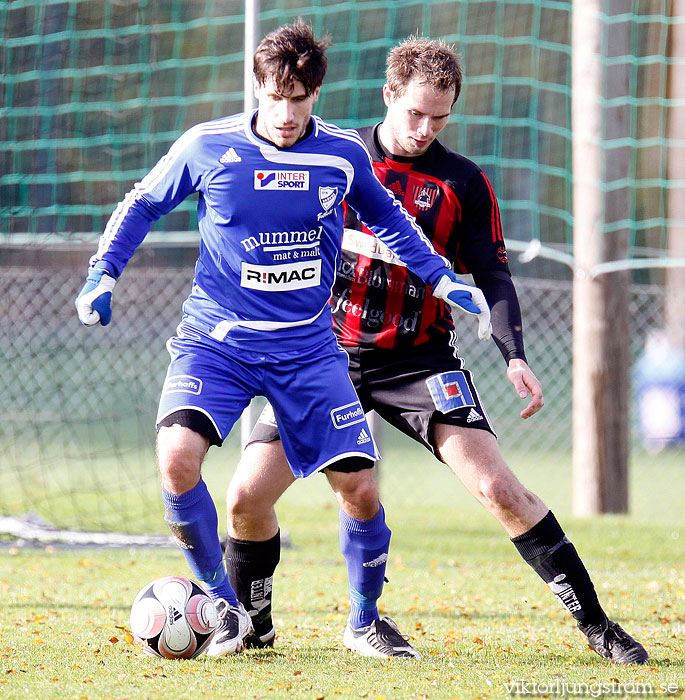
(466, 408, 482, 423)
(357, 428, 371, 445)
(220, 147, 242, 164)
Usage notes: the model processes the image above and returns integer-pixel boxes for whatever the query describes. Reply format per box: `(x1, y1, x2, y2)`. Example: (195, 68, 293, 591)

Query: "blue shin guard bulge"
(162, 479, 237, 605)
(339, 505, 391, 630)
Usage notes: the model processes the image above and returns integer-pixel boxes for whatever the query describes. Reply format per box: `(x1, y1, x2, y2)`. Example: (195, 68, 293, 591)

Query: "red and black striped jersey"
(332, 124, 511, 350)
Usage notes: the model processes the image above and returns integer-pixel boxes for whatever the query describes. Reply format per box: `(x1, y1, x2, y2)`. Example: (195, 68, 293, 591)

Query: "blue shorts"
(156, 324, 380, 478)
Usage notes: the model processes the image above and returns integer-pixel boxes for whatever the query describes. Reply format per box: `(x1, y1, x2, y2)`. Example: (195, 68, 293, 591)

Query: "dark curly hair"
(253, 20, 331, 96)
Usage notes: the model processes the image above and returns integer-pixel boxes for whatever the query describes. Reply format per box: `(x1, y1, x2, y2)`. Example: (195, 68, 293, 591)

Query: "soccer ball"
(129, 576, 218, 659)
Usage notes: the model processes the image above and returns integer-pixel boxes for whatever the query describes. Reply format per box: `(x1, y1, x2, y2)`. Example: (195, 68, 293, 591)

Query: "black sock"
(225, 530, 280, 636)
(511, 511, 606, 628)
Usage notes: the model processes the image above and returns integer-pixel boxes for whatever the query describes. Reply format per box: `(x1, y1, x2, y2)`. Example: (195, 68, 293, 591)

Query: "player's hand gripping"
(432, 270, 492, 341)
(507, 358, 544, 419)
(75, 264, 117, 326)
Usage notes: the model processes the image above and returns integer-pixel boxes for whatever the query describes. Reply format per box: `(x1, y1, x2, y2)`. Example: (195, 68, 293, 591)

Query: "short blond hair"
(386, 37, 463, 104)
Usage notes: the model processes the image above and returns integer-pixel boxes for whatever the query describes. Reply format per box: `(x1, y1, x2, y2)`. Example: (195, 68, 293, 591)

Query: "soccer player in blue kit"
(75, 22, 492, 657)
(224, 38, 649, 663)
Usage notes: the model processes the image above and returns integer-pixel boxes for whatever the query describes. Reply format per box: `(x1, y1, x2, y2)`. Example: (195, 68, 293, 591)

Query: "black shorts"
(248, 341, 495, 462)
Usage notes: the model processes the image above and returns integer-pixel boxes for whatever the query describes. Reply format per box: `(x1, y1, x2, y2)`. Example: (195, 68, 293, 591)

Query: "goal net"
(1, 0, 682, 535)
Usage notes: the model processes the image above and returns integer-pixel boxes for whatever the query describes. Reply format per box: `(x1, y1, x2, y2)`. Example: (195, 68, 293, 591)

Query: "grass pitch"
(1, 437, 684, 699)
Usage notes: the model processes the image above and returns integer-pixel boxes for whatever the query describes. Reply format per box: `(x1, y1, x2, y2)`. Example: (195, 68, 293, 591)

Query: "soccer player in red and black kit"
(223, 38, 648, 662)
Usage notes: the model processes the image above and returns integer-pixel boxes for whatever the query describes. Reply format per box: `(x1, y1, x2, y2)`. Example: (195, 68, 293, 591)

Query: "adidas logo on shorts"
(357, 428, 371, 445)
(466, 408, 482, 423)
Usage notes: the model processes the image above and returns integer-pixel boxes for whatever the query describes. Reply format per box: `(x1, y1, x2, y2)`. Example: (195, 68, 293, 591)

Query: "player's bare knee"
(333, 474, 379, 516)
(226, 480, 259, 520)
(156, 447, 202, 493)
(350, 478, 379, 509)
(157, 457, 202, 494)
(478, 475, 525, 516)
(156, 425, 205, 494)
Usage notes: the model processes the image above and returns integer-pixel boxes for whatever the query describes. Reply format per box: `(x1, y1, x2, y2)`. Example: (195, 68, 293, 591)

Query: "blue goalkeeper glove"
(75, 264, 117, 327)
(432, 270, 492, 341)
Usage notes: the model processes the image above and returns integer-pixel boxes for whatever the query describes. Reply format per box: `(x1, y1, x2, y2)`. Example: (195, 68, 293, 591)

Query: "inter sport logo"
(254, 170, 310, 190)
(241, 260, 321, 291)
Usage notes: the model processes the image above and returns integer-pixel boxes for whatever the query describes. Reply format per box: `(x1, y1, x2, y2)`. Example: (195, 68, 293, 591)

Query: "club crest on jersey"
(317, 186, 337, 219)
(330, 401, 365, 429)
(426, 371, 476, 413)
(254, 170, 309, 190)
(241, 259, 321, 291)
(163, 375, 202, 395)
(413, 181, 439, 210)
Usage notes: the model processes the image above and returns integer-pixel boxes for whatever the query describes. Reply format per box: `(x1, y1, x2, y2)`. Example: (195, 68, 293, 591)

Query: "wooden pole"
(598, 2, 630, 510)
(571, 0, 630, 515)
(666, 0, 685, 351)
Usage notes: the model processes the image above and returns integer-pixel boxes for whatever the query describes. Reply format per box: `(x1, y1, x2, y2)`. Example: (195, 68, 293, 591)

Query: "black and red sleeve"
(456, 170, 526, 364)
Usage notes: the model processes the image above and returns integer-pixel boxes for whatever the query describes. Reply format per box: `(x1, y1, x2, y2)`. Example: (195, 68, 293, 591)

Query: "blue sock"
(162, 479, 237, 605)
(339, 505, 391, 630)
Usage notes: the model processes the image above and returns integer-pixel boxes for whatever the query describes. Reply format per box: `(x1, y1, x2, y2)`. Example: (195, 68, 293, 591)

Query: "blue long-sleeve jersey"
(92, 111, 449, 350)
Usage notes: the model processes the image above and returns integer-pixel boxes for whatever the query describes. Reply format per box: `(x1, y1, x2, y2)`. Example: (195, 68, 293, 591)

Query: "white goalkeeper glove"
(432, 270, 492, 341)
(75, 265, 117, 326)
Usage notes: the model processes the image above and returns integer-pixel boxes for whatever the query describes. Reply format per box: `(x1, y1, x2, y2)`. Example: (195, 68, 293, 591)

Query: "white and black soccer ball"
(129, 576, 218, 659)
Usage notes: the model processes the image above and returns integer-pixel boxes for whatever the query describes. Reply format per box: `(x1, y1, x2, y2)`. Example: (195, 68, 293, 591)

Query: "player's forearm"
(371, 220, 448, 286)
(472, 269, 526, 364)
(89, 194, 160, 277)
(361, 201, 449, 285)
(90, 129, 201, 277)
